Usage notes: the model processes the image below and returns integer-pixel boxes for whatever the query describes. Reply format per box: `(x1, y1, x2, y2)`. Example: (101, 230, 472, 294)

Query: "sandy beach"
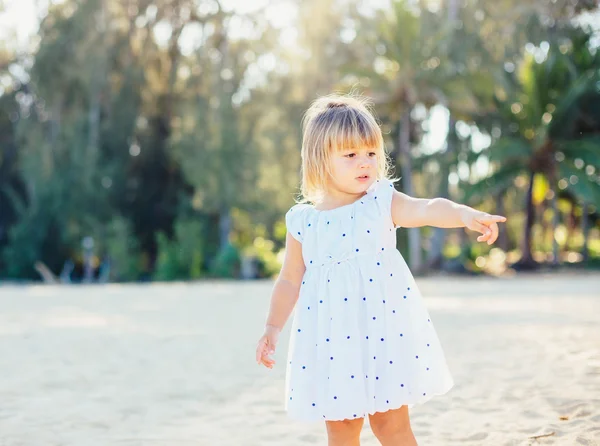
(0, 273, 599, 445)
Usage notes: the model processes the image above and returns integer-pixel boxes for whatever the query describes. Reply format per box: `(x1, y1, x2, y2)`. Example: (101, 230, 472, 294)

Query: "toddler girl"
(255, 93, 506, 445)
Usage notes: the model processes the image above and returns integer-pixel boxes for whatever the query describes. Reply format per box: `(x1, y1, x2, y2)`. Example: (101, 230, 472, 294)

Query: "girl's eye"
(345, 153, 355, 158)
(369, 152, 376, 157)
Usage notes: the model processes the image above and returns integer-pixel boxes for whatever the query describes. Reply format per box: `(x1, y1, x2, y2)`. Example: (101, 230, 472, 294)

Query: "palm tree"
(343, 1, 454, 272)
(463, 28, 600, 268)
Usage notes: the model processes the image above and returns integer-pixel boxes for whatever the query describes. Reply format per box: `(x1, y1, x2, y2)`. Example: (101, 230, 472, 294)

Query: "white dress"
(283, 178, 454, 422)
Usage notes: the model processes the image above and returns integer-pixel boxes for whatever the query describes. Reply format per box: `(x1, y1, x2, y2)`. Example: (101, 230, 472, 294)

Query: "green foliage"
(2, 0, 599, 281)
(103, 216, 142, 282)
(1, 208, 48, 279)
(209, 243, 241, 279)
(242, 237, 282, 278)
(153, 219, 205, 282)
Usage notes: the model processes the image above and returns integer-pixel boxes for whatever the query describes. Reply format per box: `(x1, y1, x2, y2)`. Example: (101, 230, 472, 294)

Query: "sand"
(0, 273, 599, 445)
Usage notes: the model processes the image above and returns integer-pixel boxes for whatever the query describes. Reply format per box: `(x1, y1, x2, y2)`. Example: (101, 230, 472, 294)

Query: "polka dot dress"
(283, 178, 454, 422)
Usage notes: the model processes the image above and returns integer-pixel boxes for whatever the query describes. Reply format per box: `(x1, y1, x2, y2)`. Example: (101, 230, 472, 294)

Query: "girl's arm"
(264, 231, 306, 330)
(391, 190, 507, 245)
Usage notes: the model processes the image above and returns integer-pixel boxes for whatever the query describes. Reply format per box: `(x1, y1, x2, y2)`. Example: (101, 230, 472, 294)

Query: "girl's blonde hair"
(299, 93, 391, 204)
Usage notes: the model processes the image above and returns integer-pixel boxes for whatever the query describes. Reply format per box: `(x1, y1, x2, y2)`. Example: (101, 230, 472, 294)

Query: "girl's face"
(327, 147, 378, 197)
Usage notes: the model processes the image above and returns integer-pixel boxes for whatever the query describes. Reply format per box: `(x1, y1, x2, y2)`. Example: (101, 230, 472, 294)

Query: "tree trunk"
(551, 192, 560, 265)
(514, 170, 538, 269)
(399, 108, 422, 272)
(426, 114, 455, 271)
(581, 201, 589, 262)
(496, 190, 509, 252)
(219, 206, 231, 251)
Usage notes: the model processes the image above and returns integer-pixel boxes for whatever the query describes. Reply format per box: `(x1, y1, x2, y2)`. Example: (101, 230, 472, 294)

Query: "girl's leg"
(368, 405, 417, 446)
(325, 417, 365, 446)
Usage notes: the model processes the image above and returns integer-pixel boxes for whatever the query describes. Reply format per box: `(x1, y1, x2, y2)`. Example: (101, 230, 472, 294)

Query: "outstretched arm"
(391, 190, 507, 245)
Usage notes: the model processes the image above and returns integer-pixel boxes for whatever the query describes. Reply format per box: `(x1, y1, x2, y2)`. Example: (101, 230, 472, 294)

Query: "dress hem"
(285, 381, 454, 423)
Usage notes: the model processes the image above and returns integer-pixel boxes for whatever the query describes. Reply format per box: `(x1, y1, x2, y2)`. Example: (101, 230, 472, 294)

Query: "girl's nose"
(358, 155, 371, 167)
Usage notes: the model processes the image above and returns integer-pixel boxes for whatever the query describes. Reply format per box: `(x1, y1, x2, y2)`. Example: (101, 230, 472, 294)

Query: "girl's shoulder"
(285, 203, 312, 242)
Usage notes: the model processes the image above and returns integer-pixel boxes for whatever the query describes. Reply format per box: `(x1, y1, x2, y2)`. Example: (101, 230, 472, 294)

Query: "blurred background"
(1, 0, 599, 284)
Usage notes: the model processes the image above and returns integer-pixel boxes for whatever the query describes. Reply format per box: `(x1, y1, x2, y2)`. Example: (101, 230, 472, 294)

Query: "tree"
(463, 26, 600, 268)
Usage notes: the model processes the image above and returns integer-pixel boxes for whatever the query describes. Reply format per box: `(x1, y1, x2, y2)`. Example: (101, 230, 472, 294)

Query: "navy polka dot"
(298, 329, 301, 332)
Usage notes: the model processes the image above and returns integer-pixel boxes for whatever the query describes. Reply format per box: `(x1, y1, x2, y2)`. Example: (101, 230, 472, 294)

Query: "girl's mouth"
(357, 175, 370, 182)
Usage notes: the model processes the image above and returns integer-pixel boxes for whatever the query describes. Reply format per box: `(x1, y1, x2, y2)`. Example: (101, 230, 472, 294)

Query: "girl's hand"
(256, 324, 281, 369)
(460, 208, 507, 245)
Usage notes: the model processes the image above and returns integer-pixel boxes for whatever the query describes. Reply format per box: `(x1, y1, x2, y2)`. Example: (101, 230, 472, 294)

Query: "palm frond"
(557, 161, 600, 205)
(556, 137, 600, 167)
(460, 163, 526, 204)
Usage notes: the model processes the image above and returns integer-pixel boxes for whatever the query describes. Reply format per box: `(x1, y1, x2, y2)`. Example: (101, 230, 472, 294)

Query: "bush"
(104, 216, 142, 281)
(153, 218, 205, 281)
(209, 242, 241, 278)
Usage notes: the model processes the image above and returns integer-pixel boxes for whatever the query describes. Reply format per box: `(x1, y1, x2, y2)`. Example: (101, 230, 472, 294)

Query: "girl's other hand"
(256, 324, 281, 369)
(460, 209, 507, 245)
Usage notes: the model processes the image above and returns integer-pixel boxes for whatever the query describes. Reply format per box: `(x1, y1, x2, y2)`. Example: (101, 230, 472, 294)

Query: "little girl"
(255, 93, 506, 445)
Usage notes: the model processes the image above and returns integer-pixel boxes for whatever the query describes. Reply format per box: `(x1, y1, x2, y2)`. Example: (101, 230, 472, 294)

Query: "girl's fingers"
(487, 222, 499, 244)
(472, 221, 491, 240)
(256, 338, 268, 363)
(479, 214, 507, 223)
(260, 354, 275, 368)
